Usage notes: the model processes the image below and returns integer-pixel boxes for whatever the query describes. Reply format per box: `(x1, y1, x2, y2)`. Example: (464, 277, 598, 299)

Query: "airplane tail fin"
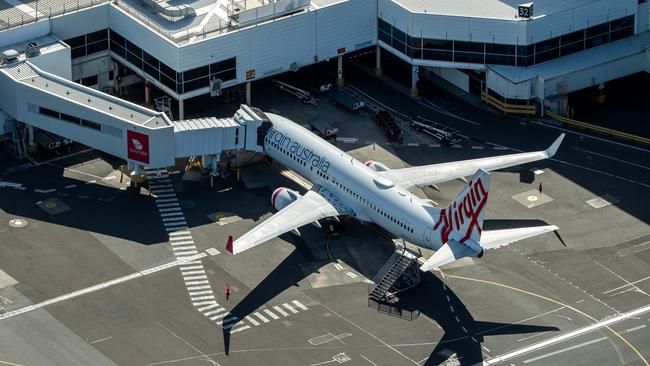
(435, 169, 490, 244)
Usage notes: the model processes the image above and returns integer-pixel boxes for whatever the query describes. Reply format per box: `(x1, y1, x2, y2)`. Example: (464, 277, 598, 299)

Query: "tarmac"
(0, 69, 649, 366)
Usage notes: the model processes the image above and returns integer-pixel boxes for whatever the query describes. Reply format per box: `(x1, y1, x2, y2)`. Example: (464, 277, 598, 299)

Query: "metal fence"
(368, 298, 420, 321)
(0, 0, 110, 31)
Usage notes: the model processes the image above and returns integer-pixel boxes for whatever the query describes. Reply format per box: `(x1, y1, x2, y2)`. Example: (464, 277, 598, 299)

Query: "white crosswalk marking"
(182, 270, 205, 276)
(189, 290, 214, 296)
(245, 315, 261, 326)
(210, 312, 229, 320)
(160, 207, 182, 213)
(282, 303, 298, 313)
(254, 312, 270, 323)
(162, 216, 185, 222)
(230, 325, 251, 333)
(156, 198, 178, 203)
(204, 308, 225, 316)
(156, 193, 176, 198)
(175, 250, 198, 256)
(181, 265, 204, 271)
(158, 202, 181, 208)
(185, 275, 207, 281)
(292, 300, 308, 311)
(217, 316, 238, 326)
(224, 320, 247, 330)
(171, 240, 195, 245)
(197, 302, 219, 312)
(273, 306, 289, 317)
(186, 280, 209, 286)
(173, 245, 197, 251)
(191, 295, 215, 301)
(169, 230, 191, 236)
(165, 221, 187, 227)
(189, 285, 212, 291)
(193, 301, 216, 307)
(263, 309, 279, 320)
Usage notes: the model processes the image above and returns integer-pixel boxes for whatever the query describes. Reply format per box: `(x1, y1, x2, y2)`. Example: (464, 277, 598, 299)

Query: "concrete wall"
(486, 69, 532, 99)
(29, 46, 72, 80)
(425, 67, 470, 93)
(51, 4, 110, 40)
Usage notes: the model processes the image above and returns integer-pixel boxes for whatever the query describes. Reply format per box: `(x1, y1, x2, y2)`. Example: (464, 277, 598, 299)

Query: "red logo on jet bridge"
(127, 130, 150, 164)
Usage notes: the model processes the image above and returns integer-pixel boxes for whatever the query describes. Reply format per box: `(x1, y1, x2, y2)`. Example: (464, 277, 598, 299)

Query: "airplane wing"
(420, 225, 558, 272)
(381, 134, 564, 191)
(227, 186, 352, 255)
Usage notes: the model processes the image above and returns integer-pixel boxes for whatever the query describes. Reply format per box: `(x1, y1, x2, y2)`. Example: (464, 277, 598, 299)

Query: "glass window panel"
(586, 22, 608, 38)
(485, 53, 515, 65)
(406, 45, 421, 59)
(142, 50, 158, 67)
(610, 15, 634, 31)
(210, 58, 236, 73)
(392, 27, 406, 43)
(560, 41, 584, 56)
(126, 40, 142, 58)
(561, 30, 584, 45)
(610, 27, 634, 42)
(109, 29, 125, 45)
(81, 119, 101, 131)
(160, 74, 177, 91)
(65, 35, 85, 48)
(71, 46, 86, 59)
(534, 48, 559, 63)
(392, 39, 406, 54)
(213, 68, 236, 81)
(378, 29, 391, 44)
(159, 62, 177, 80)
(516, 45, 528, 57)
(378, 18, 391, 33)
(183, 65, 209, 81)
(144, 61, 159, 79)
(485, 43, 515, 55)
(535, 37, 559, 52)
(586, 34, 608, 49)
(183, 76, 209, 92)
(111, 41, 126, 59)
(455, 41, 484, 53)
(422, 49, 452, 61)
(423, 39, 452, 50)
(60, 113, 81, 124)
(454, 51, 484, 63)
(515, 56, 529, 67)
(86, 29, 108, 43)
(86, 40, 108, 55)
(407, 35, 421, 48)
(39, 107, 60, 119)
(126, 50, 142, 69)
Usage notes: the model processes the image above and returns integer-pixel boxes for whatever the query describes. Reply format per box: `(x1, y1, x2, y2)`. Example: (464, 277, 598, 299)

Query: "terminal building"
(0, 0, 649, 168)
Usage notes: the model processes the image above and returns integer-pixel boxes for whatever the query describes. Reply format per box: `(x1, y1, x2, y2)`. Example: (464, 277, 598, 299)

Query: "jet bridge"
(0, 60, 264, 169)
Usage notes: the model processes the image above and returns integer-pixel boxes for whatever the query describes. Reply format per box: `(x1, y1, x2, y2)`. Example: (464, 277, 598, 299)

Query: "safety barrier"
(546, 111, 650, 145)
(481, 92, 537, 116)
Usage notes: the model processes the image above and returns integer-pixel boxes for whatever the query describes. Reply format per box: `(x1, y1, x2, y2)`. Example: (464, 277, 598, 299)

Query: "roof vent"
(25, 42, 40, 57)
(2, 49, 19, 64)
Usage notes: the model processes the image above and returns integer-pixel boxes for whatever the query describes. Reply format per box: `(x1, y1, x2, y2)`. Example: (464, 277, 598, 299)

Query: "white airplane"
(226, 109, 564, 270)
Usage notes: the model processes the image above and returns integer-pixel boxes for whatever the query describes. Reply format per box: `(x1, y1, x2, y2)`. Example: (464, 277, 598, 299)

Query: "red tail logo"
(434, 178, 488, 244)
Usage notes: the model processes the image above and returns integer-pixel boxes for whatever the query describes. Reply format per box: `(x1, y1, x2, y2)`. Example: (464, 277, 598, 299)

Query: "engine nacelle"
(364, 160, 390, 172)
(271, 187, 301, 211)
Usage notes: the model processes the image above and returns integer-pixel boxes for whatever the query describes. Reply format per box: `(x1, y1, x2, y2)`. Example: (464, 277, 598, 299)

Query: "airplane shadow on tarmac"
(221, 224, 560, 365)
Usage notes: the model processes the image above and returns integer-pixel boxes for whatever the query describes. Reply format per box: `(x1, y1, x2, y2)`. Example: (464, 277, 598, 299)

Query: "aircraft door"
(424, 226, 434, 242)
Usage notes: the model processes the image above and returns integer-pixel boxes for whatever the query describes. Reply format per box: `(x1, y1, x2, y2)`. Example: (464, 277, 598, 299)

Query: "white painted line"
(186, 280, 209, 286)
(173, 245, 197, 251)
(169, 231, 191, 237)
(193, 301, 215, 307)
(483, 304, 650, 365)
(153, 189, 175, 194)
(197, 302, 219, 312)
(160, 212, 184, 218)
(175, 250, 199, 256)
(254, 312, 270, 323)
(156, 193, 176, 198)
(523, 337, 606, 364)
(534, 169, 545, 175)
(230, 325, 251, 333)
(407, 143, 419, 147)
(156, 198, 178, 203)
(224, 320, 247, 330)
(185, 275, 208, 281)
(182, 270, 206, 276)
(454, 316, 460, 323)
(206, 248, 220, 256)
(451, 145, 463, 149)
(494, 146, 509, 150)
(171, 240, 195, 246)
(273, 306, 289, 317)
(283, 303, 299, 314)
(263, 309, 280, 320)
(0, 253, 207, 321)
(603, 276, 650, 294)
(182, 261, 202, 265)
(472, 146, 484, 149)
(333, 263, 344, 270)
(188, 285, 211, 291)
(191, 295, 215, 302)
(166, 226, 189, 232)
(245, 315, 261, 326)
(216, 316, 238, 326)
(346, 272, 358, 279)
(189, 290, 214, 296)
(622, 324, 646, 333)
(158, 202, 180, 208)
(578, 148, 650, 172)
(292, 300, 308, 311)
(162, 216, 186, 222)
(165, 221, 188, 227)
(160, 207, 182, 213)
(210, 312, 229, 320)
(64, 184, 76, 189)
(35, 188, 56, 193)
(204, 308, 225, 317)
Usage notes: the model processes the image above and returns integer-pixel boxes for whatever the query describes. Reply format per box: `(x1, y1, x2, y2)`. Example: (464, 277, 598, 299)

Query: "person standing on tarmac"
(225, 284, 232, 301)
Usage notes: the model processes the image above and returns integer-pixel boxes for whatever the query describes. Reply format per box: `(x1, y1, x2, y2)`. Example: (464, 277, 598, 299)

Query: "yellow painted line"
(0, 360, 25, 366)
(443, 273, 649, 366)
(547, 111, 650, 145)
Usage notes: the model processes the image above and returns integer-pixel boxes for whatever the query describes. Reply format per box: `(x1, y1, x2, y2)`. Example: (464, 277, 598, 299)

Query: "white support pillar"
(27, 125, 36, 153)
(246, 81, 251, 106)
(336, 55, 344, 88)
(410, 64, 419, 98)
(178, 99, 185, 121)
(375, 45, 383, 76)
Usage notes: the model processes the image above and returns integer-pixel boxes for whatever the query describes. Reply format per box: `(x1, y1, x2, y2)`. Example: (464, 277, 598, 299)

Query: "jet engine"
(271, 187, 301, 211)
(364, 160, 390, 172)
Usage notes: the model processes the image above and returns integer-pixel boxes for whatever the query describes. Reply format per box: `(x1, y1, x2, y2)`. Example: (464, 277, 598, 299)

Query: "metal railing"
(0, 0, 110, 31)
(546, 111, 650, 145)
(480, 91, 537, 116)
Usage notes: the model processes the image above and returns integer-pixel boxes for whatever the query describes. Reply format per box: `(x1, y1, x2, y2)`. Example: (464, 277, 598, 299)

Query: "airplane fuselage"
(263, 113, 446, 250)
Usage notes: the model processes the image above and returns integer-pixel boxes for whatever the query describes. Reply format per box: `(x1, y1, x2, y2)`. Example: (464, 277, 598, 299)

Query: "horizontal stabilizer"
(420, 225, 558, 272)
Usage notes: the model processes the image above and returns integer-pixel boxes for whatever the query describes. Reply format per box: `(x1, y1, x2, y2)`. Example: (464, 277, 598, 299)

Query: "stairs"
(3, 119, 27, 159)
(369, 249, 420, 302)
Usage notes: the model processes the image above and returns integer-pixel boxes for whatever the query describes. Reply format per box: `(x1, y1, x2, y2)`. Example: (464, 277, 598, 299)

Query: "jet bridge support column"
(336, 55, 345, 89)
(178, 99, 185, 120)
(410, 65, 419, 98)
(27, 125, 37, 153)
(246, 81, 251, 106)
(375, 45, 383, 76)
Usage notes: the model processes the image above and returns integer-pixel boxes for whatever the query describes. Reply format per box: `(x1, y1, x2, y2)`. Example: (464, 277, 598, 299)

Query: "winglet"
(226, 235, 234, 254)
(545, 134, 565, 157)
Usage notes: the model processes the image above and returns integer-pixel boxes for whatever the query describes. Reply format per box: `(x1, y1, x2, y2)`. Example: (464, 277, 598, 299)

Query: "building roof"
(393, 0, 593, 20)
(488, 31, 650, 83)
(173, 117, 240, 132)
